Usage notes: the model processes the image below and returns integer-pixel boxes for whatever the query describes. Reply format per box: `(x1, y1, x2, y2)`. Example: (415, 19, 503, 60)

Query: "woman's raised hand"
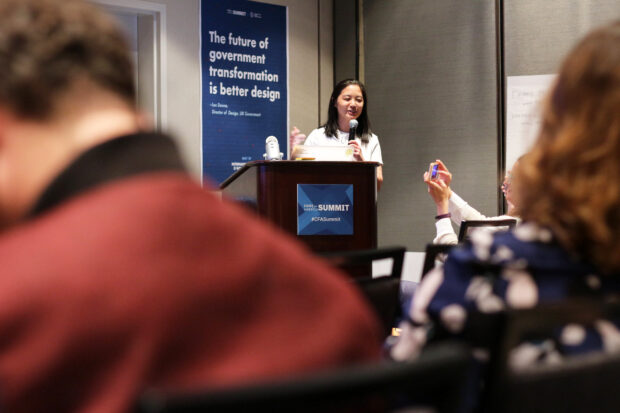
(434, 159, 452, 186)
(290, 127, 306, 148)
(423, 162, 452, 215)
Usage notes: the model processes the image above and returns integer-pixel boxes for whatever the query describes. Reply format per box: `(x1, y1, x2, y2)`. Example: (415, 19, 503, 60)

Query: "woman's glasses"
(501, 171, 513, 194)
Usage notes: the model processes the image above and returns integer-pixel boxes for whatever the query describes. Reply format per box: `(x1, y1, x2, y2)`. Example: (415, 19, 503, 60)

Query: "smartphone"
(428, 162, 439, 180)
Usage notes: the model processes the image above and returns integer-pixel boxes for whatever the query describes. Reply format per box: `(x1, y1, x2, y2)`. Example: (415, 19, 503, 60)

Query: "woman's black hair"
(324, 79, 371, 142)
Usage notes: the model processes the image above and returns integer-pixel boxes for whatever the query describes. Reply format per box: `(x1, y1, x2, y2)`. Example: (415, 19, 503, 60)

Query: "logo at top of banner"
(297, 184, 354, 236)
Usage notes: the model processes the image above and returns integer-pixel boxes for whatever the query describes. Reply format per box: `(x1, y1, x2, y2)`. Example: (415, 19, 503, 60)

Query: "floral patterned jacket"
(390, 222, 620, 365)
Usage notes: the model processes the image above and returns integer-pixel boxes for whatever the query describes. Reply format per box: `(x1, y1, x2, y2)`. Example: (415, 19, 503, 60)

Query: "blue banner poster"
(201, 0, 288, 184)
(297, 184, 354, 236)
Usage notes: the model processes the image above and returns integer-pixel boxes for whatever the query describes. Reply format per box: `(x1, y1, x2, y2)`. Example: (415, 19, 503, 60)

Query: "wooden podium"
(220, 160, 378, 252)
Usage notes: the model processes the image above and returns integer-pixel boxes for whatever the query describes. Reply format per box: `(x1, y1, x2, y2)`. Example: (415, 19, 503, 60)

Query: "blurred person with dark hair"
(391, 19, 620, 366)
(0, 1, 381, 412)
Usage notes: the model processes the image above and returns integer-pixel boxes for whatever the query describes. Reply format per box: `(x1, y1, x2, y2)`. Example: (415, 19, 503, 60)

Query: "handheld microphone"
(348, 119, 358, 141)
(263, 136, 283, 161)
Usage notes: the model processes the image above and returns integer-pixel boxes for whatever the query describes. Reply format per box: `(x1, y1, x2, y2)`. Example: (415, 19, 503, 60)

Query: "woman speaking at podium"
(290, 79, 384, 189)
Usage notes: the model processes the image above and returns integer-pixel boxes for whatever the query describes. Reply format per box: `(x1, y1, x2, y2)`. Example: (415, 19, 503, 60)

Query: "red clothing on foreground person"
(0, 133, 381, 413)
(0, 1, 379, 411)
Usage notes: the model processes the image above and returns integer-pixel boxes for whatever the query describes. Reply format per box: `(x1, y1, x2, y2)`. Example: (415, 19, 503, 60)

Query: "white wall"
(123, 0, 333, 180)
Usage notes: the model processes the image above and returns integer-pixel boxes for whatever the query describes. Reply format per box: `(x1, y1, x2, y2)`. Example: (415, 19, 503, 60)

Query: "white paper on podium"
(291, 145, 354, 161)
(506, 74, 556, 169)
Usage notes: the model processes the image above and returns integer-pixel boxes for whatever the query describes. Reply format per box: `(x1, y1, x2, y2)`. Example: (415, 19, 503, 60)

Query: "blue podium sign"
(297, 184, 354, 236)
(201, 0, 288, 184)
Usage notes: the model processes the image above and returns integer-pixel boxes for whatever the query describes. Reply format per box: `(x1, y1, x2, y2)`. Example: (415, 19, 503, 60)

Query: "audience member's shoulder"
(445, 223, 556, 267)
(466, 222, 587, 274)
(307, 127, 325, 139)
(510, 222, 554, 244)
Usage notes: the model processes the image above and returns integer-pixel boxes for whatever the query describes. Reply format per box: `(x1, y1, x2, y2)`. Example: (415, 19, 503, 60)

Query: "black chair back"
(136, 342, 472, 413)
(421, 243, 454, 279)
(457, 218, 517, 242)
(320, 247, 406, 337)
(476, 297, 620, 413)
(319, 246, 405, 280)
(355, 275, 401, 337)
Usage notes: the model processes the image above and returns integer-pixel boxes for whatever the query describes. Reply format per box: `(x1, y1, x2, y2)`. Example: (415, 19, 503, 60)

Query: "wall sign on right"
(505, 74, 556, 169)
